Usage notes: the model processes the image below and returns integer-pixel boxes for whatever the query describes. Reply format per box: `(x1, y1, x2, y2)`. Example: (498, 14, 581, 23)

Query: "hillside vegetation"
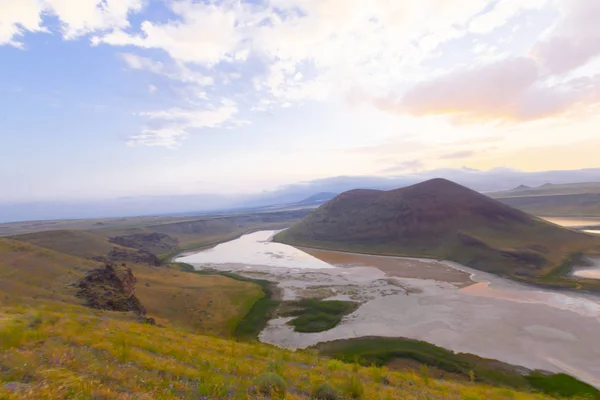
(489, 182, 600, 217)
(275, 179, 600, 289)
(0, 237, 263, 336)
(0, 304, 558, 400)
(316, 337, 600, 398)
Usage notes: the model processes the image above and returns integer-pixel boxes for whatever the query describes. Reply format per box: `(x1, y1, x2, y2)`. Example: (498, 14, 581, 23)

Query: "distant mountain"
(490, 182, 600, 198)
(275, 179, 600, 281)
(294, 192, 338, 206)
(488, 182, 600, 217)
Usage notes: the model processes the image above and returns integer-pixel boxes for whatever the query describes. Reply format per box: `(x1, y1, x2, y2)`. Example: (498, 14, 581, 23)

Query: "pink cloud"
(378, 57, 600, 122)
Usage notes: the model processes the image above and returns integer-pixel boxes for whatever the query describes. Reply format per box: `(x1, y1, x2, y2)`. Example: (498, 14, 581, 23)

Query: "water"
(178, 231, 600, 387)
(178, 231, 333, 269)
(542, 216, 600, 227)
(572, 257, 600, 280)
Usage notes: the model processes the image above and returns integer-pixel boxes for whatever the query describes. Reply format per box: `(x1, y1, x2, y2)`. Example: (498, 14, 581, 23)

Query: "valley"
(177, 230, 600, 388)
(2, 180, 600, 398)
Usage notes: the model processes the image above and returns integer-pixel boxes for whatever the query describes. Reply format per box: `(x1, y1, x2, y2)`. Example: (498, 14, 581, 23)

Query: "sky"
(1, 0, 600, 206)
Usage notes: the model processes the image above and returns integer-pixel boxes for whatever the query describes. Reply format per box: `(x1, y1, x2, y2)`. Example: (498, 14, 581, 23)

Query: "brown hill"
(275, 179, 600, 279)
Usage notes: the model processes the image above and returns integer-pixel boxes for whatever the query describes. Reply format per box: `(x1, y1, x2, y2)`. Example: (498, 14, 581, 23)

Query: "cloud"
(533, 0, 600, 74)
(120, 53, 214, 86)
(468, 0, 549, 34)
(0, 0, 45, 47)
(378, 57, 600, 121)
(47, 0, 143, 39)
(96, 1, 241, 65)
(439, 150, 474, 160)
(128, 104, 239, 148)
(381, 160, 425, 173)
(0, 0, 143, 46)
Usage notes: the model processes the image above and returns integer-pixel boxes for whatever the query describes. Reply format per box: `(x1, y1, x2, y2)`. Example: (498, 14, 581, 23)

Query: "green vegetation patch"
(526, 373, 600, 399)
(281, 299, 359, 333)
(314, 336, 598, 395)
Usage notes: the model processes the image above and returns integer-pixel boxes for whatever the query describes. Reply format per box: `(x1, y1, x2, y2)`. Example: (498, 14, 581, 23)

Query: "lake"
(177, 231, 600, 388)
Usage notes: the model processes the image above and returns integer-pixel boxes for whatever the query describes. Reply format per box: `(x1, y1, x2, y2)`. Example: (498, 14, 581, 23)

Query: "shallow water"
(542, 216, 600, 227)
(178, 231, 600, 388)
(572, 257, 600, 280)
(178, 231, 333, 269)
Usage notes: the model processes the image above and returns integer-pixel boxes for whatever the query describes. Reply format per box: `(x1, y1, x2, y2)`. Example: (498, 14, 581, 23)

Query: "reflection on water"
(584, 230, 600, 235)
(177, 231, 334, 269)
(542, 216, 600, 227)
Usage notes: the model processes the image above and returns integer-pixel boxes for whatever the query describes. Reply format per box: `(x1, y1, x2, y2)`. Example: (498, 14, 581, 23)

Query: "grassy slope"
(276, 179, 600, 290)
(9, 229, 122, 259)
(315, 337, 600, 398)
(0, 304, 554, 400)
(0, 238, 99, 306)
(0, 239, 263, 337)
(488, 183, 600, 217)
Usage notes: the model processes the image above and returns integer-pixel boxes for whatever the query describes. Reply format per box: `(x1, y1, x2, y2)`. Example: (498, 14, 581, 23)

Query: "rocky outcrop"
(92, 248, 161, 266)
(109, 233, 178, 254)
(76, 264, 149, 319)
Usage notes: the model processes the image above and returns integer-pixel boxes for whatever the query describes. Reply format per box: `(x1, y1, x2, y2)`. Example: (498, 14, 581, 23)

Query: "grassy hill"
(0, 303, 561, 400)
(275, 179, 600, 288)
(488, 182, 600, 217)
(0, 237, 263, 336)
(9, 229, 123, 259)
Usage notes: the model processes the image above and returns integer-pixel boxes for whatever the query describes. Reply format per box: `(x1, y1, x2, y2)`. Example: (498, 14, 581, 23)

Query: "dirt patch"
(301, 248, 474, 287)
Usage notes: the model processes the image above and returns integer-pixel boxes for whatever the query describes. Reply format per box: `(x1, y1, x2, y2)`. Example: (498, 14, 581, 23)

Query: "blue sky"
(1, 0, 600, 204)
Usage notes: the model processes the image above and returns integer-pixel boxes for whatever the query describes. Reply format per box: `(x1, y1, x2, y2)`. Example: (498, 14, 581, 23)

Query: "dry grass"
(9, 230, 118, 259)
(132, 266, 264, 336)
(0, 304, 554, 400)
(0, 239, 265, 337)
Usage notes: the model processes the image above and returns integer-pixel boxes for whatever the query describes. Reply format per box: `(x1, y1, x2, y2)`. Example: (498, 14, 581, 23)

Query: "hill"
(275, 179, 600, 285)
(0, 304, 562, 400)
(0, 237, 263, 336)
(488, 182, 600, 217)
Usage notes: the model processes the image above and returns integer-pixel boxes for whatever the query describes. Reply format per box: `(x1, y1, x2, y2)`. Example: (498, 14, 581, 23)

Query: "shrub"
(312, 383, 341, 400)
(420, 364, 430, 385)
(255, 372, 287, 398)
(327, 359, 344, 371)
(0, 323, 25, 350)
(344, 375, 364, 399)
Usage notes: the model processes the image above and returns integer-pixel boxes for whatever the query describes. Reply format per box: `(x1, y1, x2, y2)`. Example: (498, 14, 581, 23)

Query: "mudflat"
(301, 247, 473, 287)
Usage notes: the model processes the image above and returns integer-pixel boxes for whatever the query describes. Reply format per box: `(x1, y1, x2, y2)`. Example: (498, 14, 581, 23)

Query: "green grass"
(314, 337, 598, 396)
(526, 373, 600, 399)
(282, 299, 359, 333)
